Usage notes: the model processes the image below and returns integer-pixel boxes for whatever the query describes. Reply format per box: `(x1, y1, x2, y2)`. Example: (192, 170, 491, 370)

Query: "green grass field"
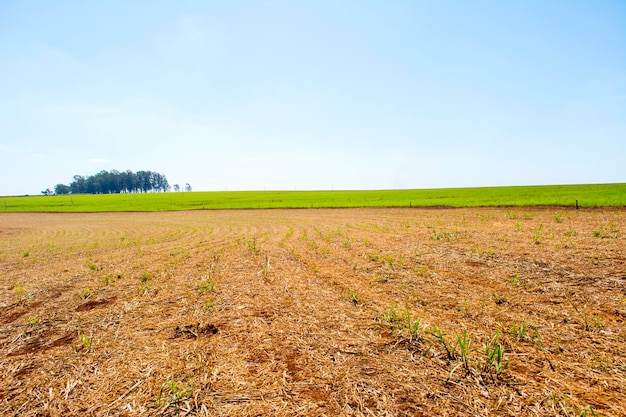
(1, 183, 624, 212)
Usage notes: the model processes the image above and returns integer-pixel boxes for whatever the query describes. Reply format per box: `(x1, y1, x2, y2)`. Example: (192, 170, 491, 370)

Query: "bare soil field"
(1, 208, 624, 416)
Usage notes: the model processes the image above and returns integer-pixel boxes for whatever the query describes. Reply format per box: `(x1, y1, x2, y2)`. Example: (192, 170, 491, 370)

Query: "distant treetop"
(52, 170, 170, 195)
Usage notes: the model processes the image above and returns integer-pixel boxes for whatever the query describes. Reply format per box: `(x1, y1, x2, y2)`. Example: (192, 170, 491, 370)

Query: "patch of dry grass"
(0, 208, 624, 416)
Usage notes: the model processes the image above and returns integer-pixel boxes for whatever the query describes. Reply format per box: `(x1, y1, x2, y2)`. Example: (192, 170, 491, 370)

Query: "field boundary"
(1, 183, 624, 213)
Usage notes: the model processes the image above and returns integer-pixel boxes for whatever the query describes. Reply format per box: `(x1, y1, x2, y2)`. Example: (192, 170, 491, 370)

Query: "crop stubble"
(0, 208, 624, 416)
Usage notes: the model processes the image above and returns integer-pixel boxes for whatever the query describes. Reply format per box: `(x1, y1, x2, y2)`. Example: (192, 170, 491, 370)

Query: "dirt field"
(1, 208, 624, 416)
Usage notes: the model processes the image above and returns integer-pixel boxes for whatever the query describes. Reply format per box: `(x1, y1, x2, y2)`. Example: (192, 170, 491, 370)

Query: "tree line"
(50, 170, 171, 195)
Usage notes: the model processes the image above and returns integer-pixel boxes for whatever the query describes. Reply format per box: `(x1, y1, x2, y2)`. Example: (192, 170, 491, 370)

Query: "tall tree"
(54, 184, 71, 195)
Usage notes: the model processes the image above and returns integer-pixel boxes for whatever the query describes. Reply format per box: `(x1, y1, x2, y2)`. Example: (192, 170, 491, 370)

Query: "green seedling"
(79, 331, 92, 352)
(457, 299, 468, 315)
(431, 230, 456, 241)
(592, 314, 603, 329)
(508, 273, 523, 287)
(138, 273, 152, 294)
(469, 244, 496, 258)
(198, 275, 215, 294)
(99, 274, 119, 286)
(366, 253, 379, 262)
(415, 265, 427, 276)
(569, 299, 593, 331)
(457, 330, 471, 369)
(261, 254, 271, 280)
(79, 288, 94, 299)
(483, 330, 507, 376)
(578, 405, 598, 417)
(533, 224, 543, 244)
(591, 352, 612, 372)
(14, 282, 29, 302)
(384, 255, 394, 270)
(373, 273, 387, 283)
(158, 379, 193, 410)
(348, 289, 359, 305)
(532, 326, 555, 371)
(432, 325, 457, 361)
(444, 329, 472, 382)
(403, 304, 427, 343)
(509, 320, 530, 342)
(383, 304, 401, 329)
(552, 394, 598, 417)
(244, 236, 259, 254)
(289, 246, 300, 261)
(493, 292, 506, 305)
(593, 220, 620, 238)
(383, 304, 429, 347)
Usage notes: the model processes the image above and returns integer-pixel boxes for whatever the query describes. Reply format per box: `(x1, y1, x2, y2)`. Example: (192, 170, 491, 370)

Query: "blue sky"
(1, 1, 624, 195)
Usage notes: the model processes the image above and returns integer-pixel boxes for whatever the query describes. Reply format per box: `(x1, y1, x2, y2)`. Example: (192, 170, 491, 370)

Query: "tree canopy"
(53, 170, 170, 194)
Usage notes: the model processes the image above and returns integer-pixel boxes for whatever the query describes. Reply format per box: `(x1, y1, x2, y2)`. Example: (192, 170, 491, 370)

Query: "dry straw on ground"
(0, 208, 624, 416)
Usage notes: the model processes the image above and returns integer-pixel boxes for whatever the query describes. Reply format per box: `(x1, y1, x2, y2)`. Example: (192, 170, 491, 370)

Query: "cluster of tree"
(51, 170, 171, 195)
(173, 183, 192, 192)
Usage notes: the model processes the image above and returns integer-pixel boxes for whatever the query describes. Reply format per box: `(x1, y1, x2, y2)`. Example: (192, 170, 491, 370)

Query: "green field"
(1, 183, 624, 212)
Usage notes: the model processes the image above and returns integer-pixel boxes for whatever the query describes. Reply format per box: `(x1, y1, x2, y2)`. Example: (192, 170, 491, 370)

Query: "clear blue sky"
(1, 1, 624, 195)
